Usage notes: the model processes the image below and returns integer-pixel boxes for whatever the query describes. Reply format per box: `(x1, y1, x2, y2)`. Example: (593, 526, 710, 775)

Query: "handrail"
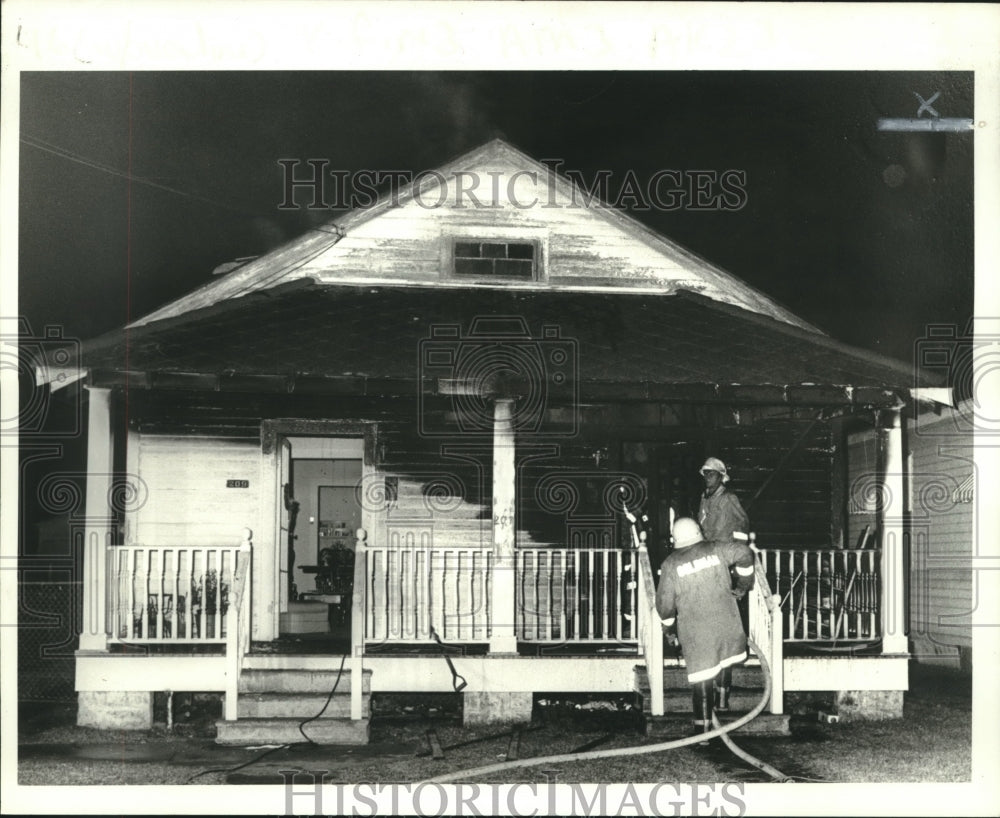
(635, 544, 664, 716)
(350, 528, 368, 720)
(223, 529, 253, 721)
(748, 535, 783, 714)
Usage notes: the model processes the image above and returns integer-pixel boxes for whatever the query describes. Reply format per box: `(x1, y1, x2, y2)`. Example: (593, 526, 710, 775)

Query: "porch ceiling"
(74, 280, 933, 405)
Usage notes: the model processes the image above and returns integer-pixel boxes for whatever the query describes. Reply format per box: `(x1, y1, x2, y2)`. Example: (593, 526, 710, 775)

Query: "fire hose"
(419, 637, 792, 784)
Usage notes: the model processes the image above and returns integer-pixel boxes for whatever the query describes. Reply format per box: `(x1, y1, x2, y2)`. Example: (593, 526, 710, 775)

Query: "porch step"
(216, 717, 371, 745)
(238, 692, 371, 719)
(239, 667, 372, 694)
(633, 665, 767, 717)
(644, 712, 791, 737)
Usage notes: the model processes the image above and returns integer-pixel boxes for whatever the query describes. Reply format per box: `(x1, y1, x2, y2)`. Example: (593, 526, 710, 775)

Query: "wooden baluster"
(197, 551, 208, 641)
(135, 550, 147, 639)
(165, 550, 176, 640)
(614, 550, 623, 642)
(485, 550, 493, 639)
(601, 549, 610, 640)
(150, 550, 162, 640)
(380, 548, 390, 642)
(457, 550, 465, 642)
(176, 550, 188, 639)
(417, 547, 427, 640)
(589, 549, 597, 641)
(426, 548, 435, 643)
(440, 549, 448, 640)
(468, 549, 476, 641)
(548, 549, 555, 642)
(213, 550, 223, 639)
(533, 550, 542, 641)
(571, 550, 580, 641)
(401, 545, 411, 639)
(827, 550, 835, 639)
(222, 549, 233, 640)
(115, 548, 126, 639)
(366, 549, 375, 641)
(471, 549, 479, 641)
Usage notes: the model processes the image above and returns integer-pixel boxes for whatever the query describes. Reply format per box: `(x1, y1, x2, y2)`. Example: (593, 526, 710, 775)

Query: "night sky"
(19, 71, 974, 366)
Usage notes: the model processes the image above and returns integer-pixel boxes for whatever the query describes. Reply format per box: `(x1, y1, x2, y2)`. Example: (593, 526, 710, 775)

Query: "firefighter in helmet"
(656, 517, 756, 736)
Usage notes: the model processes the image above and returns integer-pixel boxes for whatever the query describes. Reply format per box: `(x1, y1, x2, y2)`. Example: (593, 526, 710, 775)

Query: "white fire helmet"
(699, 457, 730, 483)
(671, 517, 704, 549)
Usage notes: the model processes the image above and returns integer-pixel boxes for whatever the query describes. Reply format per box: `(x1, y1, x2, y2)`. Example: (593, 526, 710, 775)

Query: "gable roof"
(130, 139, 820, 333)
(74, 281, 931, 406)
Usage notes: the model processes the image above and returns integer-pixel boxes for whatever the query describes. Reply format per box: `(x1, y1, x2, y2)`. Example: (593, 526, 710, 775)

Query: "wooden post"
(79, 387, 114, 652)
(351, 527, 367, 720)
(489, 399, 518, 653)
(879, 409, 909, 654)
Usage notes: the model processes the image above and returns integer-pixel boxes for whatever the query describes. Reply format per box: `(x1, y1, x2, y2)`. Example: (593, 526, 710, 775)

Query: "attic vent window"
(453, 241, 536, 279)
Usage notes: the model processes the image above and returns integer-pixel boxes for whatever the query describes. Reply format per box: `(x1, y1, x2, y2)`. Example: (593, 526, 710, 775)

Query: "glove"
(662, 619, 679, 648)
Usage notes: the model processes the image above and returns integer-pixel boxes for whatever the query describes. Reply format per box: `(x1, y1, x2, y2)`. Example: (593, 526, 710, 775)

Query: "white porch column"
(489, 399, 518, 653)
(79, 386, 114, 652)
(879, 409, 909, 654)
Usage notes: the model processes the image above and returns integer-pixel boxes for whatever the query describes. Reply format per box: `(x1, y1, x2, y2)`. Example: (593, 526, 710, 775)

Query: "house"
(903, 397, 976, 673)
(41, 139, 945, 741)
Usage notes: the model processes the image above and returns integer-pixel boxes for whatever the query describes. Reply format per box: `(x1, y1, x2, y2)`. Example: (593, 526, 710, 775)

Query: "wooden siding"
(375, 427, 493, 553)
(908, 414, 974, 648)
(295, 154, 767, 315)
(130, 434, 262, 546)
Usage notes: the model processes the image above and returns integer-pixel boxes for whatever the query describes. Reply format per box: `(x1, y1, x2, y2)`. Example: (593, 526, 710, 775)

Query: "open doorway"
(278, 437, 363, 650)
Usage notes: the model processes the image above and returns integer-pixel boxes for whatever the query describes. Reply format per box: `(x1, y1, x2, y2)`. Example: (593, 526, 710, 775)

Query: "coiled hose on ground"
(420, 639, 792, 784)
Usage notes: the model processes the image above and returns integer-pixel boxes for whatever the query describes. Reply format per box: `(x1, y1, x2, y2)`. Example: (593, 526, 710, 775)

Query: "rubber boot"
(691, 681, 714, 742)
(715, 667, 732, 713)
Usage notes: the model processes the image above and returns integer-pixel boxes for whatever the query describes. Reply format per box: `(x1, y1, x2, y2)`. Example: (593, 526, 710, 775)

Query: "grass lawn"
(17, 664, 970, 786)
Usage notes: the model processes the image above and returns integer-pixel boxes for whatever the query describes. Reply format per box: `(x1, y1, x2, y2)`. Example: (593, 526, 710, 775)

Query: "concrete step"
(239, 668, 372, 694)
(645, 712, 790, 737)
(237, 692, 370, 719)
(215, 717, 370, 745)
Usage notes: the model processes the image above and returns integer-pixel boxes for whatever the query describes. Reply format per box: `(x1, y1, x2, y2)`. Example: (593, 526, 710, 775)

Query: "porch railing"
(364, 544, 492, 643)
(107, 542, 248, 644)
(748, 538, 783, 714)
(757, 548, 881, 642)
(635, 544, 664, 715)
(516, 547, 637, 643)
(224, 531, 253, 720)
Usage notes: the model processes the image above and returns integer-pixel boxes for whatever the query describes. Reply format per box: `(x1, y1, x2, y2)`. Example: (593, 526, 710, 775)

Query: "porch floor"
(251, 629, 350, 655)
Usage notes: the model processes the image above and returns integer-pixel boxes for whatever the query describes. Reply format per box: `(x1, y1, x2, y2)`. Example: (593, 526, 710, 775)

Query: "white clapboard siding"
(295, 153, 763, 314)
(908, 415, 974, 648)
(132, 435, 261, 545)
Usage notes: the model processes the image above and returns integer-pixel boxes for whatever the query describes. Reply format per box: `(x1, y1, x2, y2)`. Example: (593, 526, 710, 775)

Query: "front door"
(280, 437, 364, 640)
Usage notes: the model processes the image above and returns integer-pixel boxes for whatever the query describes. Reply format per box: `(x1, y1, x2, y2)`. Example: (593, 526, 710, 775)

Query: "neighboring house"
(905, 399, 976, 672)
(40, 139, 946, 741)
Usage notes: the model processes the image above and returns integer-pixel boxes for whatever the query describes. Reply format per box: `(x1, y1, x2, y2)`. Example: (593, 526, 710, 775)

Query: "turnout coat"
(656, 539, 755, 683)
(698, 485, 749, 546)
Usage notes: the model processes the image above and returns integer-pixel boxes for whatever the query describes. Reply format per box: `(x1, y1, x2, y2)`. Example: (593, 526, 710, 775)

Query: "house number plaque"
(226, 479, 250, 488)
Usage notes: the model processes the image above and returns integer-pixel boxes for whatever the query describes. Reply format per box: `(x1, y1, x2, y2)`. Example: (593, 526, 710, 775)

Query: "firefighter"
(697, 456, 751, 712)
(656, 517, 755, 736)
(698, 457, 749, 546)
